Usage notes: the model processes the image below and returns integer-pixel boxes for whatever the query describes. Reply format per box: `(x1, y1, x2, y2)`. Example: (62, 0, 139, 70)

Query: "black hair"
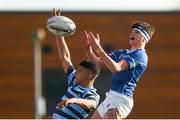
(79, 60, 100, 77)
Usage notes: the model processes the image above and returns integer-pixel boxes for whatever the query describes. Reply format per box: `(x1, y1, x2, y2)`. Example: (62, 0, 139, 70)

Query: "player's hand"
(51, 8, 61, 17)
(50, 8, 64, 39)
(57, 99, 74, 109)
(47, 8, 61, 20)
(88, 31, 102, 51)
(79, 31, 91, 48)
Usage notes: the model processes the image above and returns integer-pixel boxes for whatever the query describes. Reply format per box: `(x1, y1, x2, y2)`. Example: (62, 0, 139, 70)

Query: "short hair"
(79, 60, 100, 77)
(131, 21, 155, 41)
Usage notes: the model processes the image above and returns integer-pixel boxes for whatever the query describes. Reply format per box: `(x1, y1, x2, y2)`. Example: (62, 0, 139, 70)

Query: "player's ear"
(89, 73, 96, 80)
(88, 73, 92, 79)
(139, 35, 144, 42)
(142, 37, 147, 43)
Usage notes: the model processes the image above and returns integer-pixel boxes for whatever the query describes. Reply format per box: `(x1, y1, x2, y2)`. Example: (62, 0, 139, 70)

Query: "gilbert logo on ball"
(47, 16, 76, 36)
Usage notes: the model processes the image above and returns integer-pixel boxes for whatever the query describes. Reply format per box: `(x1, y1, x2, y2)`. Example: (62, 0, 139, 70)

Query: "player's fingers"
(57, 9, 61, 16)
(84, 31, 90, 39)
(59, 104, 65, 109)
(89, 31, 94, 38)
(96, 33, 100, 40)
(80, 31, 87, 40)
(57, 103, 62, 108)
(59, 9, 62, 16)
(65, 102, 69, 106)
(114, 110, 120, 119)
(53, 8, 57, 16)
(88, 31, 95, 40)
(57, 102, 65, 109)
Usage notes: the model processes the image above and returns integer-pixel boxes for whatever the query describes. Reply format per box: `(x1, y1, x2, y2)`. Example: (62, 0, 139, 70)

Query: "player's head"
(75, 60, 100, 85)
(129, 21, 155, 46)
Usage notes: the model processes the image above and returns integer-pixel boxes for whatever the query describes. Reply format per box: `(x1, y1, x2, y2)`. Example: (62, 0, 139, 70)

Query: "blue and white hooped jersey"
(53, 66, 100, 119)
(109, 48, 148, 98)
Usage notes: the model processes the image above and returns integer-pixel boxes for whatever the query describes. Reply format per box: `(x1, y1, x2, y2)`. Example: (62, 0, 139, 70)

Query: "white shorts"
(97, 90, 133, 118)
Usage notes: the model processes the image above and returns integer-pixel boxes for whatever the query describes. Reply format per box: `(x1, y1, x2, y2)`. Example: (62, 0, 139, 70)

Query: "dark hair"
(131, 21, 155, 39)
(79, 60, 100, 77)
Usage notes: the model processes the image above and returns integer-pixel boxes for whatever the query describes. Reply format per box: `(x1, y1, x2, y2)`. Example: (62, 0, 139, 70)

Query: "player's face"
(129, 29, 144, 46)
(75, 66, 91, 84)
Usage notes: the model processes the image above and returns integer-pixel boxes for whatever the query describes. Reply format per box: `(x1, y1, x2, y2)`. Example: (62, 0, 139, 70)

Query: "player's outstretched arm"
(52, 8, 73, 73)
(56, 36, 73, 73)
(88, 31, 129, 73)
(79, 31, 102, 64)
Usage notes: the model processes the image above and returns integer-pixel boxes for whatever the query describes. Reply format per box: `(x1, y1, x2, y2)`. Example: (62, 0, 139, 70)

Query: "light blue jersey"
(109, 48, 148, 97)
(53, 66, 100, 119)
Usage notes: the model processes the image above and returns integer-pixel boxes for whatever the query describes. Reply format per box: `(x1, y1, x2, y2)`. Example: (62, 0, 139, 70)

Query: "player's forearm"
(84, 46, 102, 64)
(56, 36, 70, 61)
(56, 36, 72, 72)
(70, 98, 97, 110)
(96, 47, 121, 73)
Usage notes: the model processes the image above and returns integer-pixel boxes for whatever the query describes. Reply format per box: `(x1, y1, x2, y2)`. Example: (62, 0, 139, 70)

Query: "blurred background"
(0, 0, 180, 119)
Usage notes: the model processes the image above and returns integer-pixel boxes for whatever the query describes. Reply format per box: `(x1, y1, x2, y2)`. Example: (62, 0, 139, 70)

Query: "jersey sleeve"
(124, 51, 147, 69)
(124, 55, 136, 69)
(108, 51, 119, 62)
(66, 65, 76, 86)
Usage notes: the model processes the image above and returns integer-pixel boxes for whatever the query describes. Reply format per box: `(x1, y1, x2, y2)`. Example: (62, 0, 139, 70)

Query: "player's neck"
(131, 44, 145, 50)
(131, 46, 145, 50)
(78, 81, 94, 88)
(85, 84, 93, 88)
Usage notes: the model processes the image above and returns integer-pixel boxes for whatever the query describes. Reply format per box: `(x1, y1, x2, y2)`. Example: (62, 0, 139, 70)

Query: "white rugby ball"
(47, 16, 76, 36)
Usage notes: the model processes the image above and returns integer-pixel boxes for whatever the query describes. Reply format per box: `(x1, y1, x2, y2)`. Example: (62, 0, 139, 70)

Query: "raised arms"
(79, 31, 129, 73)
(52, 9, 73, 73)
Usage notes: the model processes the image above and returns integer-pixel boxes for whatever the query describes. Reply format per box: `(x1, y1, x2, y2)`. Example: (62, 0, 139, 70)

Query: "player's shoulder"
(66, 65, 76, 86)
(66, 65, 76, 75)
(83, 87, 99, 96)
(110, 49, 126, 55)
(133, 49, 147, 57)
(116, 49, 126, 53)
(82, 87, 100, 100)
(132, 49, 148, 62)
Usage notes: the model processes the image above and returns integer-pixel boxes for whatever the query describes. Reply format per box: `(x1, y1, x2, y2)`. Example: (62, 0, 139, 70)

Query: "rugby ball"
(47, 16, 76, 36)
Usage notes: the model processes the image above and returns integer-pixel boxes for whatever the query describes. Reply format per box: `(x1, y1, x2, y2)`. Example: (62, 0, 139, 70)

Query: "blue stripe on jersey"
(56, 93, 85, 118)
(69, 76, 75, 86)
(66, 66, 76, 86)
(66, 106, 84, 119)
(71, 88, 83, 98)
(65, 90, 90, 113)
(66, 65, 75, 76)
(62, 95, 90, 114)
(61, 95, 68, 101)
(56, 107, 79, 118)
(64, 90, 75, 98)
(60, 95, 89, 118)
(85, 95, 97, 101)
(83, 90, 99, 103)
(54, 108, 75, 119)
(70, 103, 90, 114)
(53, 66, 100, 119)
(69, 104, 89, 117)
(52, 113, 67, 119)
(83, 90, 95, 98)
(68, 87, 80, 98)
